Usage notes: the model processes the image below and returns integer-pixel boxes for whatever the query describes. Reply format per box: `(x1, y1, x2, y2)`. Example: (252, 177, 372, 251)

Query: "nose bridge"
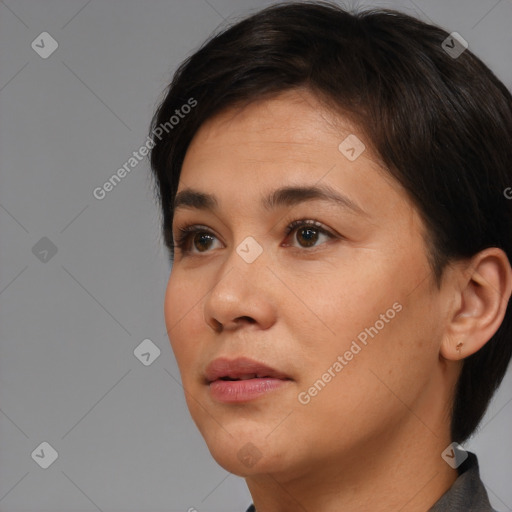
(212, 234, 268, 301)
(203, 234, 274, 330)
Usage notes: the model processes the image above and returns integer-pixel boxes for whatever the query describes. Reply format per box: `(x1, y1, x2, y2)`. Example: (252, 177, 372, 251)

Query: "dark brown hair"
(148, 1, 512, 443)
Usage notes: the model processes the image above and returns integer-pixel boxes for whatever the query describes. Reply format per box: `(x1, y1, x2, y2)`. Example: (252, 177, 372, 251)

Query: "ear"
(440, 248, 512, 361)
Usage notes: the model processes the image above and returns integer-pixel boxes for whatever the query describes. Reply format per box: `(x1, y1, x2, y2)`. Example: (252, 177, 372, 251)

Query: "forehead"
(185, 89, 354, 159)
(181, 89, 392, 188)
(178, 91, 424, 229)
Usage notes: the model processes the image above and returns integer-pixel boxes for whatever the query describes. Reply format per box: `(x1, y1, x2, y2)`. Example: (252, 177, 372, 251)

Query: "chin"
(209, 442, 287, 477)
(198, 422, 285, 475)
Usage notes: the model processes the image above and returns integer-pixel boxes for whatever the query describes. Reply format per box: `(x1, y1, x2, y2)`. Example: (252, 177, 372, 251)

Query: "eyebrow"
(173, 184, 367, 216)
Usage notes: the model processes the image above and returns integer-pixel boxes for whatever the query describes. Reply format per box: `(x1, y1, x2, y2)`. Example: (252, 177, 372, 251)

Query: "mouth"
(204, 356, 290, 383)
(204, 357, 292, 403)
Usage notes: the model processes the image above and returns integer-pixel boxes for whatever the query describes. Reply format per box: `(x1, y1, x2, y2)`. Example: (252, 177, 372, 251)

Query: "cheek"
(292, 251, 440, 400)
(292, 289, 440, 444)
(164, 271, 205, 373)
(279, 254, 396, 361)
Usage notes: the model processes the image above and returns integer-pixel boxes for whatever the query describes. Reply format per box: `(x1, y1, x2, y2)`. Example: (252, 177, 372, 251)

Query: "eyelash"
(173, 219, 337, 255)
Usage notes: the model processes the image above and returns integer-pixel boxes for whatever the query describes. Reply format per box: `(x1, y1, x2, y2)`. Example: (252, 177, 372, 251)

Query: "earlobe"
(440, 248, 512, 361)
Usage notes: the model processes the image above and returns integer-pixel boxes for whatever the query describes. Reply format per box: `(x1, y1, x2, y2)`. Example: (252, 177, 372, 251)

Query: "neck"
(245, 418, 458, 512)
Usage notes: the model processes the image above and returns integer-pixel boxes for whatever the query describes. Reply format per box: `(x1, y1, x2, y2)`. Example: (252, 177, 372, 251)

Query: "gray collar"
(429, 451, 496, 511)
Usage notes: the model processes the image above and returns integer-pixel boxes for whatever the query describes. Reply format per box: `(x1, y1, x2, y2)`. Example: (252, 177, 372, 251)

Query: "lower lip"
(208, 378, 290, 403)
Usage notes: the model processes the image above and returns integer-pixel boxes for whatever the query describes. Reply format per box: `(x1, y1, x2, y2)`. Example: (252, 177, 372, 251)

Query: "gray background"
(0, 0, 511, 511)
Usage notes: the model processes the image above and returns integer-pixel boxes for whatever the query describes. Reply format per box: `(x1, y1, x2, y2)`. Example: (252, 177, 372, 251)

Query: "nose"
(203, 248, 277, 333)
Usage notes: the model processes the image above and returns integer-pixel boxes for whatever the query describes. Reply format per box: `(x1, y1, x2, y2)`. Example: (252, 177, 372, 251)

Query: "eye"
(173, 224, 222, 254)
(282, 219, 335, 249)
(173, 219, 337, 256)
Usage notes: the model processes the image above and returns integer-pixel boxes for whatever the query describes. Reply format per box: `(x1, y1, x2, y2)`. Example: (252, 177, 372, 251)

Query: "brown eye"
(193, 232, 215, 252)
(174, 225, 221, 254)
(284, 219, 334, 249)
(174, 219, 336, 257)
(295, 226, 320, 247)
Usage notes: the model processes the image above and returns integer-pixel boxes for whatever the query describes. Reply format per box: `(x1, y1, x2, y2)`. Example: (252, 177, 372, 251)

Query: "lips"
(204, 356, 290, 383)
(205, 357, 292, 403)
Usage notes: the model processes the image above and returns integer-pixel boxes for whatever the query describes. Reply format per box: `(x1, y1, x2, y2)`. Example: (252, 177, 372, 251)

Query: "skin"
(163, 88, 512, 512)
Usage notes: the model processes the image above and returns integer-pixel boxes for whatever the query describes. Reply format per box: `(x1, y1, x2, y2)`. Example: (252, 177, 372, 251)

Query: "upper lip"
(204, 356, 291, 383)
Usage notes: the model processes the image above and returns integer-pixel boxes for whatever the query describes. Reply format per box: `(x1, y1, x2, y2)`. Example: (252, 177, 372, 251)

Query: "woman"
(148, 2, 512, 510)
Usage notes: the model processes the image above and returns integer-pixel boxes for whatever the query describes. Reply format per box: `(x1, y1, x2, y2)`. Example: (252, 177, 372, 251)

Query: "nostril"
(237, 316, 256, 324)
(208, 318, 223, 333)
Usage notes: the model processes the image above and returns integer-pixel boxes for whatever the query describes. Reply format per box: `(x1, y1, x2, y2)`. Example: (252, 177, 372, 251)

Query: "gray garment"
(244, 452, 496, 511)
(429, 452, 496, 512)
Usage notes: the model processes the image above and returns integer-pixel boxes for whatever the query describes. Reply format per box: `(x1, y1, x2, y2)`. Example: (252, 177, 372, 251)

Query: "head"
(149, 0, 512, 477)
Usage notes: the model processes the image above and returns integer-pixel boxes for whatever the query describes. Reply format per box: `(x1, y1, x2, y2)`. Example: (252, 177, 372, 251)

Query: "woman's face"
(164, 89, 454, 479)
